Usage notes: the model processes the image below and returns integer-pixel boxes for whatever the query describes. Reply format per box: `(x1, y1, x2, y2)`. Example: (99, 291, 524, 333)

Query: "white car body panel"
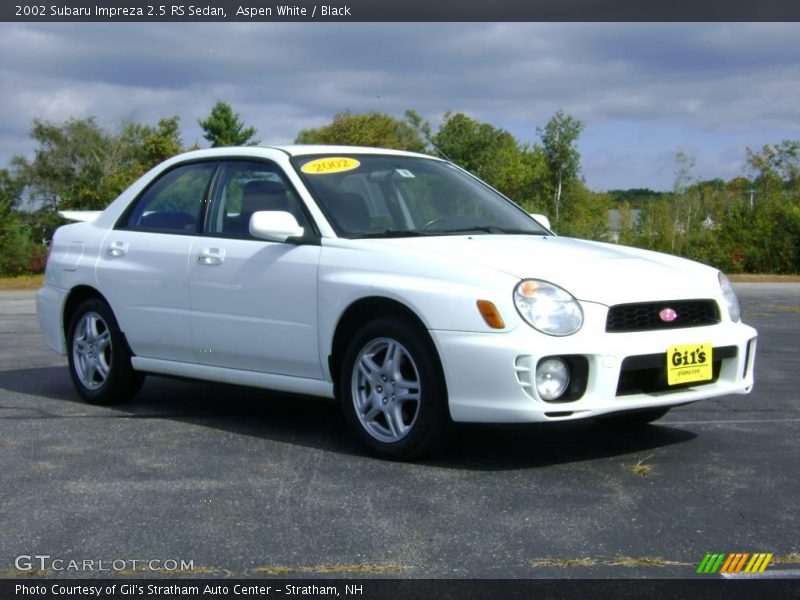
(37, 145, 757, 426)
(189, 237, 322, 378)
(130, 357, 334, 399)
(363, 235, 723, 305)
(435, 313, 755, 423)
(96, 229, 195, 363)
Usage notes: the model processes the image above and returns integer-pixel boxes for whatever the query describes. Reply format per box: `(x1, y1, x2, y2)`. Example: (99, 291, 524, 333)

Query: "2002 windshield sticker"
(301, 157, 361, 175)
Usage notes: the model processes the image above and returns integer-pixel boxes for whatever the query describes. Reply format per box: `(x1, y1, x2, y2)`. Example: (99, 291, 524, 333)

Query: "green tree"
(122, 116, 183, 167)
(0, 169, 39, 275)
(14, 116, 183, 213)
(403, 109, 434, 151)
(538, 110, 585, 228)
(0, 168, 21, 215)
(12, 117, 112, 213)
(557, 182, 610, 240)
(742, 141, 800, 272)
(633, 196, 673, 254)
(615, 200, 636, 246)
(295, 111, 426, 152)
(110, 116, 183, 191)
(11, 115, 183, 245)
(746, 140, 800, 185)
(431, 112, 548, 212)
(670, 151, 698, 253)
(199, 101, 259, 147)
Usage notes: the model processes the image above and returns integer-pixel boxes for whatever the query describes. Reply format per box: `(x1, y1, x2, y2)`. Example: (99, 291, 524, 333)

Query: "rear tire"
(339, 316, 452, 460)
(67, 298, 144, 405)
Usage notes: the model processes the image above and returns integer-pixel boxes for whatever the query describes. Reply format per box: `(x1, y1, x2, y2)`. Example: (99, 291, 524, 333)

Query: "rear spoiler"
(58, 210, 102, 223)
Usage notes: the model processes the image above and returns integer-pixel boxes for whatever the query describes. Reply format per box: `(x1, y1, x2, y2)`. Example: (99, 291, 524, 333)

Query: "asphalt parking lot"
(0, 283, 798, 579)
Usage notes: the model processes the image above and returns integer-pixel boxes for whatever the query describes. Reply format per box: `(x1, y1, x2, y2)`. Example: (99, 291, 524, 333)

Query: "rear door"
(188, 160, 322, 379)
(97, 161, 216, 362)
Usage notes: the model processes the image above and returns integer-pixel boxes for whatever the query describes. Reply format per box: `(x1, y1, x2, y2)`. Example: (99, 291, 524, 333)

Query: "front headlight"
(718, 272, 741, 322)
(514, 279, 584, 336)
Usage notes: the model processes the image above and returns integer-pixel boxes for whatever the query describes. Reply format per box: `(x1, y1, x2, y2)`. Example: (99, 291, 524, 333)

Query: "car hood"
(366, 235, 721, 306)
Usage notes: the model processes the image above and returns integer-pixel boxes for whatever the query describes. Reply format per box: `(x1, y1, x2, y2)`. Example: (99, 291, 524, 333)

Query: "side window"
(206, 161, 310, 238)
(122, 162, 216, 233)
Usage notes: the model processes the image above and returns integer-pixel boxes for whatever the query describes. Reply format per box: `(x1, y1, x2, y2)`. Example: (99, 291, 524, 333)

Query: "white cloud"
(1, 22, 799, 190)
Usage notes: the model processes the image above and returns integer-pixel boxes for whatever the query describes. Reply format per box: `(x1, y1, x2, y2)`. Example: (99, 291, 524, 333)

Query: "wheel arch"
(62, 285, 145, 404)
(61, 285, 137, 358)
(328, 296, 440, 389)
(62, 286, 110, 336)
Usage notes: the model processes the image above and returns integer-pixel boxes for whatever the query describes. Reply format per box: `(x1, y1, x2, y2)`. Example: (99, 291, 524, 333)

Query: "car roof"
(163, 145, 438, 164)
(273, 145, 434, 159)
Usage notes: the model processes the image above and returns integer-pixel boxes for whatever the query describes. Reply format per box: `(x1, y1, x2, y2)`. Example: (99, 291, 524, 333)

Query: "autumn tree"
(199, 101, 259, 147)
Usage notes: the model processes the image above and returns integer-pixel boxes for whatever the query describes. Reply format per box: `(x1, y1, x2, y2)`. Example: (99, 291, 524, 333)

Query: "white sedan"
(37, 146, 757, 459)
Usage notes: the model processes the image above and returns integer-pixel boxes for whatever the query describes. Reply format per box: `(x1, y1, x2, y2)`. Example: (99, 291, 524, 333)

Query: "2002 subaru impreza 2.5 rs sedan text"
(36, 145, 757, 459)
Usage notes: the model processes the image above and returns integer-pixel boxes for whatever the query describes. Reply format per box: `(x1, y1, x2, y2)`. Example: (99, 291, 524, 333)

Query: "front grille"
(606, 299, 720, 333)
(616, 346, 737, 396)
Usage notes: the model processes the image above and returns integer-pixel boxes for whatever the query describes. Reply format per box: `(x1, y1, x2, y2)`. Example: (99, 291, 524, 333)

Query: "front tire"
(67, 298, 143, 405)
(339, 316, 451, 460)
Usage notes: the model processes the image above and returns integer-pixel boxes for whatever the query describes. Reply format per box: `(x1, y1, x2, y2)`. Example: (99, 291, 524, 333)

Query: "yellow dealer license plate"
(667, 343, 713, 385)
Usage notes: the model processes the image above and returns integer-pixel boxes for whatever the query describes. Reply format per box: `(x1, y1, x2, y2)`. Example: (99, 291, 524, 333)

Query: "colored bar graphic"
(697, 553, 725, 574)
(697, 552, 773, 574)
(720, 553, 736, 573)
(731, 553, 749, 573)
(696, 553, 713, 573)
(744, 553, 773, 574)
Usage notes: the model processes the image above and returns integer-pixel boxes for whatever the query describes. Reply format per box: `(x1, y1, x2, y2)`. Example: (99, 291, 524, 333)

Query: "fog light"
(536, 358, 570, 401)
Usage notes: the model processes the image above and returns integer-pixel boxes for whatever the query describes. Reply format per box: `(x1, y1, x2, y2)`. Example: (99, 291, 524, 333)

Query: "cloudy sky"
(1, 22, 799, 190)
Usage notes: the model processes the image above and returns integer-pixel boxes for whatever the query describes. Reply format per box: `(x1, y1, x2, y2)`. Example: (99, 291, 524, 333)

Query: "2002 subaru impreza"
(37, 145, 757, 459)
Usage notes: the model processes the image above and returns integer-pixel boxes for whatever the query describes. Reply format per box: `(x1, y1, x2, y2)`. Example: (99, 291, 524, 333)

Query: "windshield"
(291, 154, 549, 238)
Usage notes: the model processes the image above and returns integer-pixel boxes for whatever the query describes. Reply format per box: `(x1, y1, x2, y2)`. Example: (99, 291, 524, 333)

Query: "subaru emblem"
(659, 307, 678, 322)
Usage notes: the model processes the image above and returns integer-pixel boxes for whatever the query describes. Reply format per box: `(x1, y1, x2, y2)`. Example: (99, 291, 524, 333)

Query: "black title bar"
(4, 0, 800, 22)
(4, 579, 800, 600)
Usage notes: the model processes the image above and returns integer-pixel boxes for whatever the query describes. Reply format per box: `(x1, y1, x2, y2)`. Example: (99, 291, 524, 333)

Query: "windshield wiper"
(358, 229, 429, 238)
(441, 226, 545, 235)
(355, 226, 546, 239)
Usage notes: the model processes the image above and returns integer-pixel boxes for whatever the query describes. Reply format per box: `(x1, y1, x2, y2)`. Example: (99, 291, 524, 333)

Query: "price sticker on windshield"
(301, 157, 361, 175)
(667, 343, 713, 385)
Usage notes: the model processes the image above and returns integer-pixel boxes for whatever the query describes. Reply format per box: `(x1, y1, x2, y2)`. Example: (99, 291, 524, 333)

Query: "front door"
(188, 160, 322, 379)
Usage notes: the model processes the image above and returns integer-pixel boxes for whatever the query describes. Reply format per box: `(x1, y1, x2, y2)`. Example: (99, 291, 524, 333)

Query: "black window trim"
(198, 157, 321, 244)
(114, 158, 219, 236)
(115, 156, 321, 245)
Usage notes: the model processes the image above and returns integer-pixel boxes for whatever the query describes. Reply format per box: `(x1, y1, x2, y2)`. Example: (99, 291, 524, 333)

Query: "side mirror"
(529, 213, 551, 230)
(249, 211, 305, 242)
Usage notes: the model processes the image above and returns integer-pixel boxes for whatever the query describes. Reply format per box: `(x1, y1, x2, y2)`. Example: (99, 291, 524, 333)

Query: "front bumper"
(430, 302, 757, 423)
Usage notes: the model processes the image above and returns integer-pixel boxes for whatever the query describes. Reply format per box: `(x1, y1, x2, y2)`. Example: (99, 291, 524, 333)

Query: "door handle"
(197, 247, 225, 266)
(108, 241, 128, 257)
